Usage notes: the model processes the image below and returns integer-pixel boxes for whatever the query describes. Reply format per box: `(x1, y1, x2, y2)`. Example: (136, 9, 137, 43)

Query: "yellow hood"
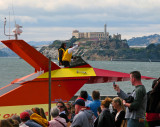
(30, 113, 49, 127)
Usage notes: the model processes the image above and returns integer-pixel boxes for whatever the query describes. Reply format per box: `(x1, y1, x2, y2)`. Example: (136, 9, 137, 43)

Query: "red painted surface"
(0, 77, 89, 106)
(86, 68, 155, 84)
(0, 39, 155, 107)
(1, 40, 60, 72)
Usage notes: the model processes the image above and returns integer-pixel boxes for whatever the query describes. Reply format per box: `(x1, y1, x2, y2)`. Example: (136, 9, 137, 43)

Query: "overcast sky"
(0, 0, 160, 42)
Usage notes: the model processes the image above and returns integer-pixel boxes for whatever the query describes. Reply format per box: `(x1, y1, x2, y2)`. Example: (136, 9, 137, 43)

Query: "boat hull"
(0, 39, 155, 119)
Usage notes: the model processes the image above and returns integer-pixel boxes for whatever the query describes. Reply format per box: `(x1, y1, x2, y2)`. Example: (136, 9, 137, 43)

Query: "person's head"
(0, 119, 19, 127)
(20, 112, 30, 122)
(57, 101, 68, 115)
(152, 77, 160, 92)
(10, 115, 21, 124)
(101, 97, 112, 110)
(7, 119, 19, 127)
(130, 71, 141, 85)
(24, 109, 34, 116)
(57, 101, 65, 112)
(60, 43, 66, 49)
(50, 107, 60, 118)
(74, 99, 85, 114)
(0, 119, 13, 127)
(152, 79, 157, 89)
(66, 103, 72, 114)
(31, 107, 47, 119)
(80, 91, 88, 100)
(92, 90, 100, 100)
(112, 97, 124, 110)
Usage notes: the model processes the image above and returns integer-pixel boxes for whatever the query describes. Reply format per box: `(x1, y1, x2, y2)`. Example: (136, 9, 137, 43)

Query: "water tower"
(104, 24, 107, 42)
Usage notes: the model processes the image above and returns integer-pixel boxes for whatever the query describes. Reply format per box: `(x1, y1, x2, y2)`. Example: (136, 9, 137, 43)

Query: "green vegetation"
(39, 37, 160, 61)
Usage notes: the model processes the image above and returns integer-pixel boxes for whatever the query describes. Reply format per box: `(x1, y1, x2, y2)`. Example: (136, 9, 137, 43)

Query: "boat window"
(70, 56, 89, 67)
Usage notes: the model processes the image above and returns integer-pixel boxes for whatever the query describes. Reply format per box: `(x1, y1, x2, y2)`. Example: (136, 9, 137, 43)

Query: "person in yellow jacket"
(29, 113, 49, 127)
(62, 42, 80, 67)
(58, 43, 66, 66)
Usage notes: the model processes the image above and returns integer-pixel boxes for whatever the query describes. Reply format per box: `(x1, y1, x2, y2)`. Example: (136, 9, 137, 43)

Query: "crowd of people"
(0, 71, 160, 127)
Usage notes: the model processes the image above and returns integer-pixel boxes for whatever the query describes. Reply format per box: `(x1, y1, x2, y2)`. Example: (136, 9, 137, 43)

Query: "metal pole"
(48, 57, 52, 121)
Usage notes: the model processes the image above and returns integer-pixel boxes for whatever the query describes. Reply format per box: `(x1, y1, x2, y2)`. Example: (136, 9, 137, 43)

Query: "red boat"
(0, 39, 155, 119)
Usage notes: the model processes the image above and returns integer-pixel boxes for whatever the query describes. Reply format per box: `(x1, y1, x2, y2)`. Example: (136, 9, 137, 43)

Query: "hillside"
(128, 34, 160, 46)
(40, 37, 129, 61)
(27, 41, 51, 46)
(40, 36, 160, 61)
(1, 34, 160, 61)
(0, 40, 50, 57)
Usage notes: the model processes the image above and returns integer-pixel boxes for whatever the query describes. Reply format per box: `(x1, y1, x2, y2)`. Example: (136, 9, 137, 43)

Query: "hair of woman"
(10, 114, 21, 124)
(0, 119, 19, 127)
(57, 101, 69, 116)
(31, 107, 47, 119)
(101, 97, 112, 108)
(112, 97, 125, 111)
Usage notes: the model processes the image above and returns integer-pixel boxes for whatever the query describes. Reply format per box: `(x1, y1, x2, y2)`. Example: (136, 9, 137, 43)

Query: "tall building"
(104, 24, 107, 41)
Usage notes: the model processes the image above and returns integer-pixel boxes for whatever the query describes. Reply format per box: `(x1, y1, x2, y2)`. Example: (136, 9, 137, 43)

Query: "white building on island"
(72, 24, 122, 41)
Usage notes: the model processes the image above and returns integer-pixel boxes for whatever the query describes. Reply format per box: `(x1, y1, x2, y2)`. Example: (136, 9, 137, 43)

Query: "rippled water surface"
(0, 57, 159, 95)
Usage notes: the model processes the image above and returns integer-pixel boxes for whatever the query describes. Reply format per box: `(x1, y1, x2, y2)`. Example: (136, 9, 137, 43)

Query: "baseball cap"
(20, 112, 30, 121)
(74, 99, 85, 106)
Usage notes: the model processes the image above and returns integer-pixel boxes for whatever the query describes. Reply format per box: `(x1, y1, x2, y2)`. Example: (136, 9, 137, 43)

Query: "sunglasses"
(57, 106, 64, 108)
(67, 108, 71, 110)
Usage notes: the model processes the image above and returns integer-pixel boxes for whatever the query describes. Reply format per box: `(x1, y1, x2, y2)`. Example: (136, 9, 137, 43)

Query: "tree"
(146, 44, 156, 50)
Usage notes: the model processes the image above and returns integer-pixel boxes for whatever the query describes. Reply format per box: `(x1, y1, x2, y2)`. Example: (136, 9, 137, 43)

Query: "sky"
(0, 0, 160, 42)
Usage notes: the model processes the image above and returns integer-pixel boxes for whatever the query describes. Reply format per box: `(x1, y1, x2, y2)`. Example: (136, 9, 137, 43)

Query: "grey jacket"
(117, 85, 147, 119)
(71, 109, 94, 127)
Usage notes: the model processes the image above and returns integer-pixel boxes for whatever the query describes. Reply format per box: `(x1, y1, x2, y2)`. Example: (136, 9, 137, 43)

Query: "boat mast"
(4, 1, 23, 40)
(4, 18, 23, 40)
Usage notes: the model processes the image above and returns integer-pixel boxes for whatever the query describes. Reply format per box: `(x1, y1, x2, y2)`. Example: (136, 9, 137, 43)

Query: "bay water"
(0, 57, 159, 96)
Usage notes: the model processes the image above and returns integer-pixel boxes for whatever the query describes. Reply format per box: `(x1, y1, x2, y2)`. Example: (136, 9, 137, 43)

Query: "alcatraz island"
(39, 24, 160, 62)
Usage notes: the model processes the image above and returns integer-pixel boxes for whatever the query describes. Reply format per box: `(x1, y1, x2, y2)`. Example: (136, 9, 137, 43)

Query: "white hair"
(50, 107, 60, 118)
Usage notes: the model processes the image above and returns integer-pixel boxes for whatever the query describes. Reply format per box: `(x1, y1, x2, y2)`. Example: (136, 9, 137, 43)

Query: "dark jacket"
(147, 84, 160, 113)
(97, 108, 115, 127)
(115, 110, 125, 127)
(25, 120, 42, 127)
(58, 48, 65, 65)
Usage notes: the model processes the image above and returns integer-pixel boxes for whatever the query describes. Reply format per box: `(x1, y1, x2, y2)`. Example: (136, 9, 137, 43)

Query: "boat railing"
(11, 71, 44, 84)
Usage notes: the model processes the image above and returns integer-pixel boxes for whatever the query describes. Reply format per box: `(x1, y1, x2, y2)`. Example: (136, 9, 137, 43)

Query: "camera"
(124, 96, 134, 103)
(124, 96, 134, 112)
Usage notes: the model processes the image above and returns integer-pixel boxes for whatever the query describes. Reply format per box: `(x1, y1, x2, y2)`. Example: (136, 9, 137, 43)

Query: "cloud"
(1, 23, 160, 42)
(0, 0, 160, 41)
(16, 16, 37, 23)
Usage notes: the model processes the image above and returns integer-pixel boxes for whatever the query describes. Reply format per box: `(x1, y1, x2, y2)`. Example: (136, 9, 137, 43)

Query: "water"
(0, 57, 34, 87)
(0, 57, 159, 95)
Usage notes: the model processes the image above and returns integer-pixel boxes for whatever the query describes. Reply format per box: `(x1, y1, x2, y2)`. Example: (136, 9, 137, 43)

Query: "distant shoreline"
(0, 57, 160, 62)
